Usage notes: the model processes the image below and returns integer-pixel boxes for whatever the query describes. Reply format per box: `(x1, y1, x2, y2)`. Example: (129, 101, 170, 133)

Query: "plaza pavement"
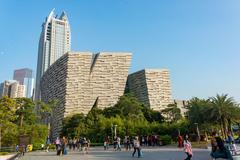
(19, 147, 214, 160)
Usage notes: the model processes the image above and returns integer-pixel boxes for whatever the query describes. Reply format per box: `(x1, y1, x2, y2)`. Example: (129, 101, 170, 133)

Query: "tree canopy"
(0, 97, 49, 147)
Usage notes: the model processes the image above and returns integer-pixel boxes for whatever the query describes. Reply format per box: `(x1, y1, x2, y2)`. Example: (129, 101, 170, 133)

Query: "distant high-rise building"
(13, 68, 34, 98)
(40, 52, 132, 139)
(0, 80, 26, 98)
(35, 9, 71, 100)
(13, 68, 32, 84)
(0, 81, 12, 97)
(0, 83, 4, 96)
(127, 69, 173, 111)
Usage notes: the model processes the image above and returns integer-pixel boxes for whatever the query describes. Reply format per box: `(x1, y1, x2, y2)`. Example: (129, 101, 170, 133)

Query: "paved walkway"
(19, 147, 213, 160)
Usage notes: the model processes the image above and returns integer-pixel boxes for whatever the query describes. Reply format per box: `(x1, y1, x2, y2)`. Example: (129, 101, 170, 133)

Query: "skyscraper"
(127, 69, 173, 111)
(13, 68, 34, 98)
(35, 9, 71, 100)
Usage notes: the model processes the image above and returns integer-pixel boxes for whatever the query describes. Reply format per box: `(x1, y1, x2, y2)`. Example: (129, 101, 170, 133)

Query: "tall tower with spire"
(35, 9, 71, 100)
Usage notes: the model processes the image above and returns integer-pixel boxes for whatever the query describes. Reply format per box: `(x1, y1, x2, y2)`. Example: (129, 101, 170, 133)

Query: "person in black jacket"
(210, 131, 233, 160)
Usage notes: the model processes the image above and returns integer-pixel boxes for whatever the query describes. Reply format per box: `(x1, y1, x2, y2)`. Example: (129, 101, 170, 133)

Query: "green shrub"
(160, 135, 172, 145)
(49, 144, 56, 150)
(0, 152, 9, 155)
(32, 143, 43, 151)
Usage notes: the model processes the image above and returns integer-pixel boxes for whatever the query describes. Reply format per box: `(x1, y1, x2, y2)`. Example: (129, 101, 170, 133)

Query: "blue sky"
(0, 0, 240, 102)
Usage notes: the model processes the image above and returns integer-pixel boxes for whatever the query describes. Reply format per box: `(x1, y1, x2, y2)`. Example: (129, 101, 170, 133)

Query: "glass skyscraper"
(35, 9, 71, 100)
(13, 68, 34, 98)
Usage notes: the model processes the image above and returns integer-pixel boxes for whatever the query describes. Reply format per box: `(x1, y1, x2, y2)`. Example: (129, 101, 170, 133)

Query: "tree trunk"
(20, 114, 23, 127)
(227, 119, 232, 132)
(220, 120, 224, 138)
(222, 117, 227, 139)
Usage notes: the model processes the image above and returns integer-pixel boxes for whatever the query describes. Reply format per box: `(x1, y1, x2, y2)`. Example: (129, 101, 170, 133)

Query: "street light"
(111, 124, 113, 136)
(114, 125, 117, 138)
(194, 123, 200, 143)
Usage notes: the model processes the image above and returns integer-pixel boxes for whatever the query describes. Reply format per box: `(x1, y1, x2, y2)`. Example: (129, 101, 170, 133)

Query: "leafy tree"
(15, 98, 36, 127)
(0, 96, 16, 123)
(1, 122, 18, 146)
(0, 97, 51, 147)
(37, 100, 58, 126)
(187, 97, 211, 125)
(161, 103, 182, 123)
(142, 107, 164, 123)
(0, 97, 18, 147)
(103, 94, 145, 118)
(62, 113, 86, 138)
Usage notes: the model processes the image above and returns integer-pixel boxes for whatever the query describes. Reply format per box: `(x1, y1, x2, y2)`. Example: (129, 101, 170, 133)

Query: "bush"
(0, 152, 9, 155)
(49, 144, 56, 150)
(32, 143, 43, 151)
(160, 135, 172, 145)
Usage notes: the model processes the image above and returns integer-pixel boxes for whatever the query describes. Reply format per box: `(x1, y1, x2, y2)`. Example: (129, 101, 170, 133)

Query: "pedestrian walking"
(16, 144, 19, 152)
(106, 136, 110, 150)
(62, 137, 68, 155)
(55, 137, 62, 155)
(82, 137, 89, 154)
(132, 136, 141, 158)
(113, 136, 117, 151)
(116, 137, 121, 151)
(68, 138, 73, 150)
(45, 136, 51, 152)
(141, 136, 145, 147)
(183, 134, 193, 160)
(177, 134, 183, 148)
(73, 138, 77, 151)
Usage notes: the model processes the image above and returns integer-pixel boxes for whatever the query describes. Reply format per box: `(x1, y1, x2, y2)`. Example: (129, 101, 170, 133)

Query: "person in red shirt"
(177, 134, 183, 148)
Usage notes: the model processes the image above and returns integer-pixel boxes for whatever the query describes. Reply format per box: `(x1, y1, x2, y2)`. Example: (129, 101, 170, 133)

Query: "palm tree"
(210, 94, 237, 138)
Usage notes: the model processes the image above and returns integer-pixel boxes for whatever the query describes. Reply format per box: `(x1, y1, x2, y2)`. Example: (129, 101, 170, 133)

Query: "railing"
(0, 146, 15, 152)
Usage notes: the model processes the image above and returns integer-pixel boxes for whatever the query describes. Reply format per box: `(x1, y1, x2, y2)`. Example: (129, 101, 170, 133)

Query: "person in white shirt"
(132, 136, 141, 157)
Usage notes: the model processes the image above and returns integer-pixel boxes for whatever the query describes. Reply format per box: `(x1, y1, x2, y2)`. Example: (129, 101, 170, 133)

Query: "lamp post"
(111, 124, 113, 142)
(194, 123, 200, 143)
(114, 125, 117, 138)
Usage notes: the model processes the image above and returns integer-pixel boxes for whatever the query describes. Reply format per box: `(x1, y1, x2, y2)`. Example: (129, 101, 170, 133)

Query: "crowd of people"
(40, 130, 240, 159)
(54, 136, 91, 156)
(102, 135, 166, 158)
(103, 134, 165, 152)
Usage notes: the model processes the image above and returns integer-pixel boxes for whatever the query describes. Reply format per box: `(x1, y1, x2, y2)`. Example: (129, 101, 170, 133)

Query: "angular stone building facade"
(127, 69, 173, 111)
(41, 52, 132, 139)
